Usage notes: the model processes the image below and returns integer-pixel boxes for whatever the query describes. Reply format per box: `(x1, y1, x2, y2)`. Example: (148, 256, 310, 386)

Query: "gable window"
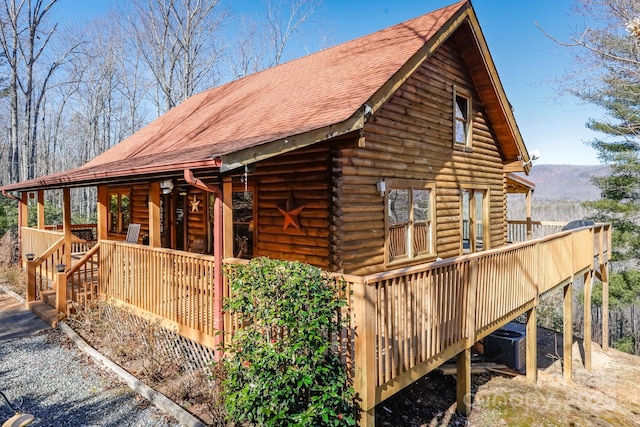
(386, 179, 435, 264)
(108, 189, 132, 234)
(453, 86, 471, 147)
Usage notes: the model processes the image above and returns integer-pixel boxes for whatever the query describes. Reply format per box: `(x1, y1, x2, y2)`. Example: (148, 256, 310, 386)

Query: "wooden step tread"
(28, 301, 58, 328)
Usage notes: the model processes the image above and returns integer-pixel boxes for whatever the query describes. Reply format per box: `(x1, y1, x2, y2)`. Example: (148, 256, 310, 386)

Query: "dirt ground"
(376, 327, 640, 427)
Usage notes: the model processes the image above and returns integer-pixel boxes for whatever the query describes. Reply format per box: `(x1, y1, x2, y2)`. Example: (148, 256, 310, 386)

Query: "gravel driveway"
(0, 290, 184, 426)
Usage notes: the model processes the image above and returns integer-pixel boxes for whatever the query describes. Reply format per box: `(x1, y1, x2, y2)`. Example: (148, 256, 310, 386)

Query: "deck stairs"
(28, 269, 99, 328)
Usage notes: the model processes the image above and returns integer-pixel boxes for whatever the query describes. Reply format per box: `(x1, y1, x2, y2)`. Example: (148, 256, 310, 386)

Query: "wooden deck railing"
(45, 223, 97, 252)
(98, 240, 219, 348)
(355, 223, 609, 411)
(507, 220, 567, 242)
(50, 223, 611, 421)
(66, 243, 101, 309)
(21, 227, 64, 260)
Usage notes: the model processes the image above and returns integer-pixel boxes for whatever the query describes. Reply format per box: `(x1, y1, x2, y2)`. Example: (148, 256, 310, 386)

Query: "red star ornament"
(277, 192, 305, 231)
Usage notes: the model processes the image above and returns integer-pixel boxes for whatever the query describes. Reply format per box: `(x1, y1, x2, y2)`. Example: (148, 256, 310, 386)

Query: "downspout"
(184, 169, 224, 359)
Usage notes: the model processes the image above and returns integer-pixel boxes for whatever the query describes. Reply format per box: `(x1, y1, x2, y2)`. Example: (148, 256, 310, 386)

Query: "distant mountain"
(516, 164, 609, 201)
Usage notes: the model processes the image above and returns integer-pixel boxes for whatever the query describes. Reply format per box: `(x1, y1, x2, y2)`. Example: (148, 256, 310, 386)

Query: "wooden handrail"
(66, 242, 101, 276)
(32, 236, 65, 269)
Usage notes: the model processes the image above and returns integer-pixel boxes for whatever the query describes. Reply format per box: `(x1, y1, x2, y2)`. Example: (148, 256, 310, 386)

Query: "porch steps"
(27, 300, 58, 328)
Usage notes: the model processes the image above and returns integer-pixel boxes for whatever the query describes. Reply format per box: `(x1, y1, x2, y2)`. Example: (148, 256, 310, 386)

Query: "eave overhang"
(0, 158, 222, 192)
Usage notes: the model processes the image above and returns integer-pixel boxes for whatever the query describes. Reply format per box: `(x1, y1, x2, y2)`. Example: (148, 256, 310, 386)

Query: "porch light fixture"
(376, 179, 386, 197)
(26, 253, 35, 261)
(160, 179, 174, 194)
(56, 263, 66, 273)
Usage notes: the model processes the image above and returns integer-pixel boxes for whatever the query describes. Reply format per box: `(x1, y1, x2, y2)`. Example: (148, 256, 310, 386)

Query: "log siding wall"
(253, 144, 333, 269)
(334, 35, 507, 275)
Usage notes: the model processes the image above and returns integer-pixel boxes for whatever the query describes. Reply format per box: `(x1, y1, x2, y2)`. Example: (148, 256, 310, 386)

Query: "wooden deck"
(22, 222, 611, 426)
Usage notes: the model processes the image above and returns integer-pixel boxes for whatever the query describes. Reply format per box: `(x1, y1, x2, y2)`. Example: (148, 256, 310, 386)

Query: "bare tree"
(121, 0, 227, 114)
(0, 0, 81, 183)
(266, 0, 320, 66)
(228, 0, 323, 79)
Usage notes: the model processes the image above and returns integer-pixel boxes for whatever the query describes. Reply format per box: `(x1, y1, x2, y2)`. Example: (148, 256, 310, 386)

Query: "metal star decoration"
(277, 192, 305, 231)
(190, 194, 201, 212)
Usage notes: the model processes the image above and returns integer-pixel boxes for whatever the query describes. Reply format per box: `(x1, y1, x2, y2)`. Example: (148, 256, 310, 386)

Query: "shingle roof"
(83, 0, 467, 169)
(5, 0, 526, 191)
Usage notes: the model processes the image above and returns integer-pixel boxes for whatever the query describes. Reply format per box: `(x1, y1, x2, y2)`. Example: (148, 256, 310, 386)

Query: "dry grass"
(67, 301, 227, 426)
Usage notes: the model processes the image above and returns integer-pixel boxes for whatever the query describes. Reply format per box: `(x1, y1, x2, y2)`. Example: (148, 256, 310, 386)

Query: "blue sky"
(54, 0, 604, 165)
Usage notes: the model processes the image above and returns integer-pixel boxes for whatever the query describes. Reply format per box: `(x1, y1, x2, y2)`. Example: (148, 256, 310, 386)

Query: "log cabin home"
(1, 1, 611, 424)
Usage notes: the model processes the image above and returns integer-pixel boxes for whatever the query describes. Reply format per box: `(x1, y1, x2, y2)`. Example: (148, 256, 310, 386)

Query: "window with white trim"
(386, 180, 435, 263)
(453, 87, 471, 147)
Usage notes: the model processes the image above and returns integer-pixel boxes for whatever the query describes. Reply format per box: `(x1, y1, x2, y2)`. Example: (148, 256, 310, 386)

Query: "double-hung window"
(453, 86, 472, 147)
(386, 179, 435, 264)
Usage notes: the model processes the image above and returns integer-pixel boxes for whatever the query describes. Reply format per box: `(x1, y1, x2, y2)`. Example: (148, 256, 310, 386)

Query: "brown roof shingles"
(3, 1, 467, 190)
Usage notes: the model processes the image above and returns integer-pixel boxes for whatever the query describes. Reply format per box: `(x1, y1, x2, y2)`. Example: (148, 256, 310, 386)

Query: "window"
(108, 189, 132, 233)
(386, 180, 435, 263)
(461, 188, 487, 254)
(453, 87, 471, 147)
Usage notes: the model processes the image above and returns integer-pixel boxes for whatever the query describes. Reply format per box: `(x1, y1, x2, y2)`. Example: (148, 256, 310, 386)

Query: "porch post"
(37, 190, 45, 229)
(97, 186, 108, 241)
(62, 188, 72, 268)
(563, 280, 573, 383)
(223, 177, 233, 259)
(600, 264, 609, 351)
(148, 182, 161, 248)
(525, 188, 532, 240)
(19, 192, 28, 263)
(583, 270, 593, 372)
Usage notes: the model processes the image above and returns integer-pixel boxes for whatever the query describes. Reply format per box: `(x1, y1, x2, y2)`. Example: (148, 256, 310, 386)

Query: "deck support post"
(353, 280, 376, 427)
(563, 280, 573, 383)
(62, 188, 72, 268)
(583, 270, 593, 372)
(526, 306, 537, 383)
(37, 190, 45, 229)
(599, 264, 609, 351)
(456, 348, 472, 415)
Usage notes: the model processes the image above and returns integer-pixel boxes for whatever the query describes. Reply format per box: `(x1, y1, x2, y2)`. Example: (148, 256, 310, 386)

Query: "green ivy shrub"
(221, 257, 356, 426)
